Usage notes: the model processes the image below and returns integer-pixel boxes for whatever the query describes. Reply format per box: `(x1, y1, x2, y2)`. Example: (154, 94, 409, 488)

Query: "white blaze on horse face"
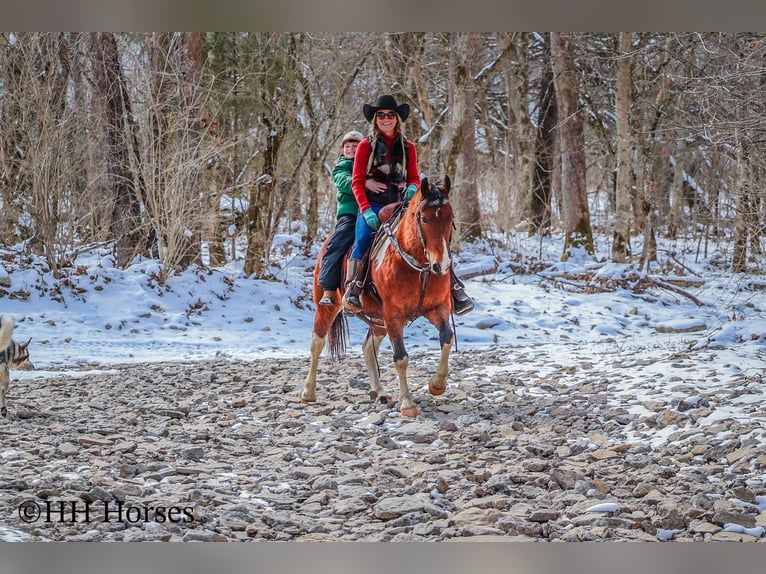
(427, 238, 452, 275)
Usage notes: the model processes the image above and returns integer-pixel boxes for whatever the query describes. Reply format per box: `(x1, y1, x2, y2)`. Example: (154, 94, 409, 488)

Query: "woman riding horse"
(342, 94, 473, 316)
(303, 175, 457, 417)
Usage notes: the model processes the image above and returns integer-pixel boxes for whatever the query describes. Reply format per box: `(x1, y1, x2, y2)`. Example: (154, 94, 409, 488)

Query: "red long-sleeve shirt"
(351, 133, 420, 213)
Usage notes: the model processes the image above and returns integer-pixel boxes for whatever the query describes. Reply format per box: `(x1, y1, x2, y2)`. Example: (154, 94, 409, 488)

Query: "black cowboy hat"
(363, 94, 410, 123)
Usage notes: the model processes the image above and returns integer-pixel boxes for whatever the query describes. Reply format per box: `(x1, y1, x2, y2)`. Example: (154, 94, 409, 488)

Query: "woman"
(317, 130, 364, 305)
(342, 94, 473, 315)
(341, 94, 420, 312)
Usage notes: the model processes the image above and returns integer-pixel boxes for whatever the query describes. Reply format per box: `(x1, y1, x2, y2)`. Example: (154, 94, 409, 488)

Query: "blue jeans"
(350, 204, 384, 259)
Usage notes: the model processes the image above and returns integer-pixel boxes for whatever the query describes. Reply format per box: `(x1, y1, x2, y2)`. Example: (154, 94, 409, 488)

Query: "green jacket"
(332, 154, 359, 218)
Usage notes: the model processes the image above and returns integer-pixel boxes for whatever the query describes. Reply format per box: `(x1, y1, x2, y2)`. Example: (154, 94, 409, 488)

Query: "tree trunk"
(201, 150, 227, 266)
(733, 137, 754, 272)
(297, 34, 320, 245)
(457, 32, 483, 242)
(640, 181, 658, 270)
(504, 34, 533, 233)
(244, 121, 282, 278)
(666, 134, 685, 240)
(551, 32, 594, 261)
(91, 33, 141, 268)
(147, 32, 173, 264)
(442, 34, 463, 185)
(175, 32, 204, 268)
(612, 32, 633, 263)
(529, 33, 556, 236)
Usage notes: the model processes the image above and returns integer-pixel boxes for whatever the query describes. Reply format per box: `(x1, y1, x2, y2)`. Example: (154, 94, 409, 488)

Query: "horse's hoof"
(428, 380, 446, 396)
(369, 391, 391, 406)
(400, 405, 419, 417)
(300, 393, 316, 403)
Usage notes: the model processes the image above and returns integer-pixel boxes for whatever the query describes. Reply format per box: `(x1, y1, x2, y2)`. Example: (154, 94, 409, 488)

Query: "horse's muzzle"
(430, 261, 451, 276)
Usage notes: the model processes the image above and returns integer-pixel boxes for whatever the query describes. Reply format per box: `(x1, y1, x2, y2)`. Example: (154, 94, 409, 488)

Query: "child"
(317, 130, 365, 305)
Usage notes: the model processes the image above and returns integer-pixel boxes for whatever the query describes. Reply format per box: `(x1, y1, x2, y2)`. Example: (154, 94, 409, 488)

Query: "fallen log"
(648, 277, 704, 307)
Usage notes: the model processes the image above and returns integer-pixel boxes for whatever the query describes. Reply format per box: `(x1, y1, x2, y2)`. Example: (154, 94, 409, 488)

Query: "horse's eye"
(420, 217, 429, 224)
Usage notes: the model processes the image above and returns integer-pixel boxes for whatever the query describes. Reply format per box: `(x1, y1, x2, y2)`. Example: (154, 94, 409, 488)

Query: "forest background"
(1, 32, 765, 279)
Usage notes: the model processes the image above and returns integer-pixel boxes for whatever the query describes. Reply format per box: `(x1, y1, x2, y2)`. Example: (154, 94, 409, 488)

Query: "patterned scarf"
(366, 133, 407, 205)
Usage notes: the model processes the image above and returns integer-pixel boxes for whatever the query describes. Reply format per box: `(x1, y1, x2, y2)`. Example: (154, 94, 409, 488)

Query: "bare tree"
(91, 32, 142, 268)
(551, 32, 594, 261)
(632, 34, 676, 265)
(733, 136, 755, 272)
(243, 33, 295, 278)
(129, 32, 213, 275)
(175, 32, 204, 268)
(501, 34, 534, 233)
(612, 32, 633, 263)
(0, 33, 92, 272)
(529, 33, 556, 236)
(457, 32, 483, 242)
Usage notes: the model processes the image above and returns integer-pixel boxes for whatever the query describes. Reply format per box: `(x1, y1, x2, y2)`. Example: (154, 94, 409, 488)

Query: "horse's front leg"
(362, 328, 390, 405)
(388, 322, 418, 417)
(301, 331, 325, 402)
(425, 308, 454, 396)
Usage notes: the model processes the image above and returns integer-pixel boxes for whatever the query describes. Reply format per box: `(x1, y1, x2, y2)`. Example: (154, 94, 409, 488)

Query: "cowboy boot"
(342, 258, 364, 312)
(450, 269, 474, 315)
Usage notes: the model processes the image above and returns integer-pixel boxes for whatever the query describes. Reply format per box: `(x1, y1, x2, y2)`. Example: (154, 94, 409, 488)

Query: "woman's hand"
(362, 208, 380, 231)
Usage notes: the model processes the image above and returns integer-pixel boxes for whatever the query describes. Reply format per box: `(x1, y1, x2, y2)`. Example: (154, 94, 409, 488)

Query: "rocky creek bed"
(1, 347, 765, 542)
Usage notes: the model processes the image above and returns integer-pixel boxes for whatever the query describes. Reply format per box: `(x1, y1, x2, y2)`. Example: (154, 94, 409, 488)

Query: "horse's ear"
(420, 177, 429, 197)
(443, 175, 451, 194)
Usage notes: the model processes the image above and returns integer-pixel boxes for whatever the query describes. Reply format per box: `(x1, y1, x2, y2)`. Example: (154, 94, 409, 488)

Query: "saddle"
(341, 201, 406, 313)
(377, 201, 401, 226)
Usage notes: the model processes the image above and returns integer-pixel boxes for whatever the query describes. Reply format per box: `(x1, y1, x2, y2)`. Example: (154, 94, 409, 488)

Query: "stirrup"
(343, 293, 363, 312)
(342, 283, 363, 312)
(452, 286, 474, 316)
(452, 297, 474, 316)
(319, 292, 335, 306)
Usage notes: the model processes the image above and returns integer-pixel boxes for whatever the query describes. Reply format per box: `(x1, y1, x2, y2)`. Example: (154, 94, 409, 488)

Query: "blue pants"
(350, 204, 384, 260)
(318, 214, 356, 290)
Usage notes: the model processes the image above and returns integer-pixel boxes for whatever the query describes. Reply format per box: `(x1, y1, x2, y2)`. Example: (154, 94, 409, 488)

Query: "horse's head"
(411, 176, 454, 276)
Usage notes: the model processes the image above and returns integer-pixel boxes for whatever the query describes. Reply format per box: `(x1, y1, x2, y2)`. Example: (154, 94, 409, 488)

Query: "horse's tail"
(327, 311, 349, 360)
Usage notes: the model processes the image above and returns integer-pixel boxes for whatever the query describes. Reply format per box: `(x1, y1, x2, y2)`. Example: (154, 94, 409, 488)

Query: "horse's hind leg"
(362, 329, 390, 405)
(301, 331, 325, 403)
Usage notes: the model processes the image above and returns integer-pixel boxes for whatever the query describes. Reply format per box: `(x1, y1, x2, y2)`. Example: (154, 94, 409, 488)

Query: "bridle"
(381, 195, 452, 270)
(378, 193, 453, 319)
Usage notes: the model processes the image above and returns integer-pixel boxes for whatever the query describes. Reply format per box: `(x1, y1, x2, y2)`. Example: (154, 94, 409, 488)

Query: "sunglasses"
(376, 111, 398, 120)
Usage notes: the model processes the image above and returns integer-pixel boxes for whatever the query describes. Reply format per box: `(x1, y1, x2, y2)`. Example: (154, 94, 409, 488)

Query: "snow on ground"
(1, 229, 765, 429)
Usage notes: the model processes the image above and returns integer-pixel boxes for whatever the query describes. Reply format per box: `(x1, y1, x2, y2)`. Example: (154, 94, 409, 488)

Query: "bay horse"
(301, 176, 455, 417)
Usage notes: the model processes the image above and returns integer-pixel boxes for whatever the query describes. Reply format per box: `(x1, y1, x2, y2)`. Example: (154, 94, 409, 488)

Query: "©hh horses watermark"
(302, 176, 456, 417)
